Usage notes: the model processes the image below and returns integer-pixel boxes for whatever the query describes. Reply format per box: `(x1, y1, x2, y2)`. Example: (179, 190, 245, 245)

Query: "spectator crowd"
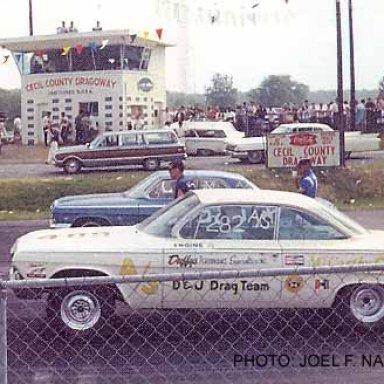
(165, 97, 384, 137)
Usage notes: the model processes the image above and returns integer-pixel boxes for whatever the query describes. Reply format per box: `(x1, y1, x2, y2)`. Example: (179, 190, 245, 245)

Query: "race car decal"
(119, 258, 159, 295)
(285, 254, 304, 266)
(26, 266, 46, 278)
(37, 232, 110, 240)
(172, 280, 270, 295)
(285, 275, 304, 294)
(315, 279, 330, 291)
(310, 255, 384, 267)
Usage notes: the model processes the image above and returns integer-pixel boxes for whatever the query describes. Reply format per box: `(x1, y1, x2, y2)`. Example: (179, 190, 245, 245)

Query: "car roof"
(177, 121, 235, 130)
(277, 123, 333, 130)
(151, 170, 254, 181)
(103, 129, 176, 136)
(192, 189, 319, 209)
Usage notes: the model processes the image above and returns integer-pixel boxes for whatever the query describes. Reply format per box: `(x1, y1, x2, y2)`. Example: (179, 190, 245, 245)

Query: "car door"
(162, 204, 283, 309)
(119, 132, 145, 165)
(137, 178, 175, 222)
(195, 129, 224, 154)
(88, 133, 119, 167)
(278, 207, 352, 308)
(183, 129, 198, 154)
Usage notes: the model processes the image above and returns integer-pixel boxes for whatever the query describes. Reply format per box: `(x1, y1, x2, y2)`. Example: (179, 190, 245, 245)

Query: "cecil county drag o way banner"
(266, 131, 341, 168)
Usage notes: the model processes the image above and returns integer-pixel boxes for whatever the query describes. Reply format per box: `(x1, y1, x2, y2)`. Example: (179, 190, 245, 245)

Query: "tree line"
(167, 73, 382, 109)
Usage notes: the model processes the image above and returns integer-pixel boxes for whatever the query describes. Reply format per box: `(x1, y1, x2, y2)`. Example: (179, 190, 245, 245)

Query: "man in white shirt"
(13, 117, 21, 141)
(42, 112, 52, 146)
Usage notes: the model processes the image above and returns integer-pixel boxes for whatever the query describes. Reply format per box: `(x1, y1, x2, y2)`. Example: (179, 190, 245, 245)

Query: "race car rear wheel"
(349, 285, 384, 324)
(334, 284, 384, 333)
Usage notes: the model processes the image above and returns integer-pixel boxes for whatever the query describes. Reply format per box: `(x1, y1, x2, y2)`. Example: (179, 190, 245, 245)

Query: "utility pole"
(349, 0, 356, 132)
(29, 0, 33, 36)
(336, 0, 345, 167)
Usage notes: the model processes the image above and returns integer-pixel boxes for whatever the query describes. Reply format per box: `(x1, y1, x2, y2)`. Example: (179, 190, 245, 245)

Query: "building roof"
(0, 29, 172, 52)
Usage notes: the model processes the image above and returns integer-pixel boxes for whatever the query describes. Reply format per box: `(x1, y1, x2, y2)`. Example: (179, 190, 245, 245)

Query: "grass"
(0, 173, 146, 214)
(0, 163, 384, 220)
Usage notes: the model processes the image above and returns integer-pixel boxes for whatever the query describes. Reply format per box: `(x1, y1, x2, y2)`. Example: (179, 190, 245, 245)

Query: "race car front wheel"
(47, 286, 115, 333)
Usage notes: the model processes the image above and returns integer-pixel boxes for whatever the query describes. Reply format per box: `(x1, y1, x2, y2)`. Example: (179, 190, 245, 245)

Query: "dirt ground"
(0, 143, 48, 164)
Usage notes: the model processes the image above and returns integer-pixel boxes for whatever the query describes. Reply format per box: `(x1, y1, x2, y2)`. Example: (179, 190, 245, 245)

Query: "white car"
(226, 123, 383, 163)
(10, 189, 384, 333)
(173, 121, 244, 156)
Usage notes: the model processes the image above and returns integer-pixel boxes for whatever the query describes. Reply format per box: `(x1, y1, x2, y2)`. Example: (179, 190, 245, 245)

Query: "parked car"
(226, 123, 383, 164)
(53, 129, 186, 173)
(10, 189, 384, 333)
(172, 121, 244, 156)
(49, 170, 258, 228)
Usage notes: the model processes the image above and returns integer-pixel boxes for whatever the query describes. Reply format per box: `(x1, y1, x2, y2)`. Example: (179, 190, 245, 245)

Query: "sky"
(0, 0, 382, 93)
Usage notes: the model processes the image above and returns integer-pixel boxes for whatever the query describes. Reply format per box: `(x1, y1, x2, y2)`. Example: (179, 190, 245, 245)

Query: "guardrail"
(1, 264, 384, 383)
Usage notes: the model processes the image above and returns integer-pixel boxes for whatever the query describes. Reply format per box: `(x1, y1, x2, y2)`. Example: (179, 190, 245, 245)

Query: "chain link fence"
(2, 265, 384, 383)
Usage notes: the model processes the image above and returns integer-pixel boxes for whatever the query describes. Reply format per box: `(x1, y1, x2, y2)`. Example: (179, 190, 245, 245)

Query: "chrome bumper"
(49, 219, 72, 229)
(226, 150, 248, 159)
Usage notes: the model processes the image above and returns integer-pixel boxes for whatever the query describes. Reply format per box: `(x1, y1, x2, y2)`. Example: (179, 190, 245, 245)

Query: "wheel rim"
(145, 159, 158, 170)
(350, 285, 384, 323)
(248, 151, 262, 163)
(60, 291, 101, 330)
(66, 160, 79, 173)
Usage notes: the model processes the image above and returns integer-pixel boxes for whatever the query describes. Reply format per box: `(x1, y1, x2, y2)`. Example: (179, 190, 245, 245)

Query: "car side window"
(121, 133, 142, 146)
(278, 208, 346, 240)
(196, 130, 215, 138)
(184, 130, 197, 138)
(197, 178, 228, 189)
(213, 130, 226, 138)
(179, 205, 277, 240)
(147, 179, 176, 199)
(98, 135, 118, 147)
(144, 132, 178, 145)
(293, 127, 313, 133)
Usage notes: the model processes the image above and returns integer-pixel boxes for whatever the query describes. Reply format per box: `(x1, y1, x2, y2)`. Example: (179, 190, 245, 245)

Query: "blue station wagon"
(49, 170, 258, 228)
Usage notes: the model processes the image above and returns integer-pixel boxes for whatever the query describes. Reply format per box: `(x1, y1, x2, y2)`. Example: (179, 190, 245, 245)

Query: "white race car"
(10, 189, 384, 333)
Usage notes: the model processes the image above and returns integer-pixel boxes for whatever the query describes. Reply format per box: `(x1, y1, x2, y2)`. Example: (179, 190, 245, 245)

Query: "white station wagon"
(10, 189, 384, 333)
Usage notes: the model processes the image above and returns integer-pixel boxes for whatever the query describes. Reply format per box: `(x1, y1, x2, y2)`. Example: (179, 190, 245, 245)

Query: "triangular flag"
(36, 49, 45, 57)
(129, 34, 137, 44)
(61, 46, 71, 56)
(88, 42, 97, 53)
(14, 53, 22, 64)
(100, 39, 109, 50)
(156, 28, 163, 40)
(75, 43, 84, 55)
(142, 31, 149, 40)
(2, 55, 9, 64)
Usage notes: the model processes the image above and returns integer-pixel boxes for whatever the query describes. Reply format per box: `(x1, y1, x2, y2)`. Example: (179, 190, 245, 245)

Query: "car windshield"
(125, 173, 163, 198)
(317, 204, 367, 236)
(138, 193, 200, 237)
(271, 126, 290, 134)
(89, 134, 104, 148)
